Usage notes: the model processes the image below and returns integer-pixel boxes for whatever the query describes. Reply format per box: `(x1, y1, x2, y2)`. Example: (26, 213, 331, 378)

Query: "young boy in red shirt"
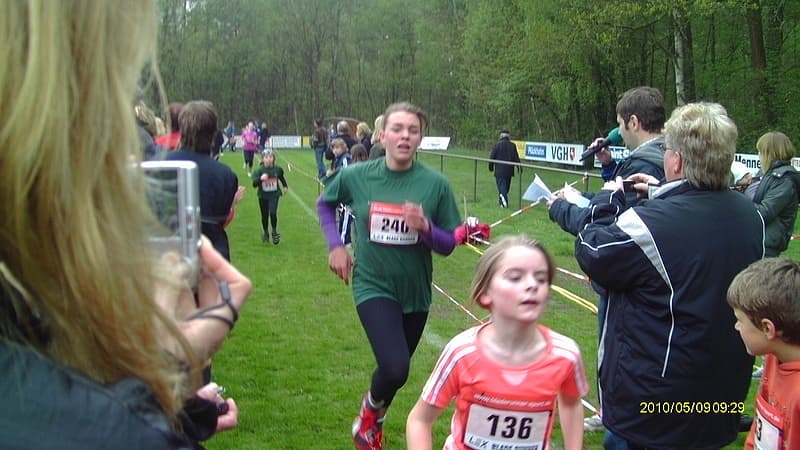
(728, 257, 800, 450)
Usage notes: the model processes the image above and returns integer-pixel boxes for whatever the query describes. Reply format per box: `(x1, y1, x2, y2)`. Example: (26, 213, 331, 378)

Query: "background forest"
(156, 0, 799, 152)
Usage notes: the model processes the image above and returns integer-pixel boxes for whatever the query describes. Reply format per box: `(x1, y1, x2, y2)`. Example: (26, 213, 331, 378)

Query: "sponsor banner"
(521, 141, 585, 166)
(591, 146, 628, 169)
(420, 136, 451, 150)
(269, 136, 302, 148)
(512, 139, 800, 174)
(734, 153, 761, 174)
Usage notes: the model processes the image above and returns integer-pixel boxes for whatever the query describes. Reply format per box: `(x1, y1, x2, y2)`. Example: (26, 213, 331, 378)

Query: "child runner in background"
(241, 121, 258, 176)
(727, 257, 800, 450)
(317, 102, 462, 450)
(252, 149, 288, 245)
(406, 235, 588, 450)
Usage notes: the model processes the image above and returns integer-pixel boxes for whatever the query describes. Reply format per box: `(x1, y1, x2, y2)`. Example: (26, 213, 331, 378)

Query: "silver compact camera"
(140, 160, 201, 287)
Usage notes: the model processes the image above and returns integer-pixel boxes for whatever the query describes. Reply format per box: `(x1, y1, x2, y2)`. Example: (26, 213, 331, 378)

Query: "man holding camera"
(574, 102, 763, 449)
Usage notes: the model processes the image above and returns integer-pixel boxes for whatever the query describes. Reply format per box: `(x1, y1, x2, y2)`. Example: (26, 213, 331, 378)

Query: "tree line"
(155, 0, 799, 152)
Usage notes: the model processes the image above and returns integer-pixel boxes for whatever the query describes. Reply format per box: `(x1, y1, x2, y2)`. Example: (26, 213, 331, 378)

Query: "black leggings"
(356, 298, 428, 408)
(244, 150, 255, 169)
(258, 196, 280, 234)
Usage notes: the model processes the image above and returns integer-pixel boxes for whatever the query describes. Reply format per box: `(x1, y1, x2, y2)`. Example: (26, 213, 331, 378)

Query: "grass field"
(204, 147, 798, 449)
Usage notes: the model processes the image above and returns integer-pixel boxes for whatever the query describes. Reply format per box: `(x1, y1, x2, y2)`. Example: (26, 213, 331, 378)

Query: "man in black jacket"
(489, 129, 520, 208)
(167, 101, 240, 262)
(575, 102, 764, 449)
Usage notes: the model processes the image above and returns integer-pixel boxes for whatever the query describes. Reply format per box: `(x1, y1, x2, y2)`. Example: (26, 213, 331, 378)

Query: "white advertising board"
(269, 136, 302, 149)
(420, 137, 451, 150)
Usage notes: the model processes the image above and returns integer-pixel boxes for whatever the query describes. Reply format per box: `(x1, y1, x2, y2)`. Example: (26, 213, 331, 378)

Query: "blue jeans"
(603, 431, 630, 450)
(495, 176, 510, 206)
(314, 146, 326, 179)
(604, 430, 720, 450)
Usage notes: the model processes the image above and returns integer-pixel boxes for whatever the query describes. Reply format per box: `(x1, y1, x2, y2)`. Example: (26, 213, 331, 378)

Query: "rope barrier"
(488, 203, 539, 228)
(431, 282, 485, 325)
(551, 285, 598, 315)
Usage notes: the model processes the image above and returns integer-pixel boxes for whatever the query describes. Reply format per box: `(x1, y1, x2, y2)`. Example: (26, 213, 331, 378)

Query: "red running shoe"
(352, 394, 384, 450)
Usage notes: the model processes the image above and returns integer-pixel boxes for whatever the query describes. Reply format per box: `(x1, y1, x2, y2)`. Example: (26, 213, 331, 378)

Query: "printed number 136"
(487, 414, 533, 439)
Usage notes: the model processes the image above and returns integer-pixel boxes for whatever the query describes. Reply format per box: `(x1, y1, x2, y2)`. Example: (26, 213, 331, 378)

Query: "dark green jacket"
(753, 160, 800, 256)
(252, 164, 288, 200)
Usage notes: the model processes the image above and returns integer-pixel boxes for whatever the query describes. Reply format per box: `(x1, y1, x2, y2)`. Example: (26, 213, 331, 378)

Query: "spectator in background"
(258, 122, 271, 151)
(356, 121, 373, 154)
(575, 102, 763, 449)
(311, 119, 329, 179)
(135, 100, 160, 160)
(155, 102, 183, 150)
(751, 131, 799, 257)
(212, 129, 225, 157)
(369, 114, 386, 160)
(167, 101, 241, 262)
(351, 143, 369, 163)
(224, 121, 236, 152)
(326, 120, 357, 170)
(337, 120, 358, 149)
(488, 129, 520, 208)
(0, 1, 250, 447)
(325, 139, 356, 247)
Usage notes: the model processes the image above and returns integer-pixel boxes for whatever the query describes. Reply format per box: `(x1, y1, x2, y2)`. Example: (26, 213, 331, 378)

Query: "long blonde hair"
(0, 0, 193, 417)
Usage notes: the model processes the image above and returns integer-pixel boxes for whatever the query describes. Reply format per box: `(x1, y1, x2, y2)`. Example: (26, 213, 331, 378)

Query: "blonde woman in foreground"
(407, 235, 587, 450)
(0, 1, 250, 448)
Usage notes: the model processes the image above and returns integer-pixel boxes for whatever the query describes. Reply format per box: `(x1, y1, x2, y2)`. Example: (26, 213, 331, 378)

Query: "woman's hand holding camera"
(156, 236, 252, 361)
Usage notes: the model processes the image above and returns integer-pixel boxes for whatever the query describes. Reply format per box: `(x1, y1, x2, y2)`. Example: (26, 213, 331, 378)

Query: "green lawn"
(205, 148, 796, 449)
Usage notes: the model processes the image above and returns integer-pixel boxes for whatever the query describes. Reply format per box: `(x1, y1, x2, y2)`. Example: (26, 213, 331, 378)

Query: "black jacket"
(1, 340, 192, 449)
(166, 150, 238, 261)
(752, 160, 800, 256)
(575, 180, 764, 448)
(489, 137, 520, 179)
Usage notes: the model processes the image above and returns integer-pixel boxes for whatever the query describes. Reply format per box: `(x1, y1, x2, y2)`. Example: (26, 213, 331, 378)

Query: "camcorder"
(140, 160, 201, 288)
(622, 180, 637, 193)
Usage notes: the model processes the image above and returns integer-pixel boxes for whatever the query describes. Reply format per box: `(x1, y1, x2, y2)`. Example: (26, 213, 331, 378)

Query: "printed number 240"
(381, 218, 409, 233)
(487, 414, 533, 439)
